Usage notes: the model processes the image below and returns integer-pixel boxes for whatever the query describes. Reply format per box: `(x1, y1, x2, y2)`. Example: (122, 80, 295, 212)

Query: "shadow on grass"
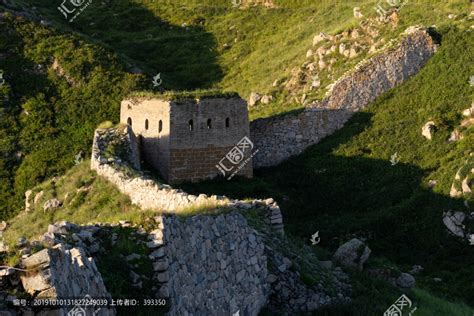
(180, 111, 474, 307)
(42, 0, 224, 90)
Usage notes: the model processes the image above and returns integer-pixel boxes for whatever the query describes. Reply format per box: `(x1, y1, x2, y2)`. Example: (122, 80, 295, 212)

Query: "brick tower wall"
(168, 97, 253, 183)
(120, 99, 171, 180)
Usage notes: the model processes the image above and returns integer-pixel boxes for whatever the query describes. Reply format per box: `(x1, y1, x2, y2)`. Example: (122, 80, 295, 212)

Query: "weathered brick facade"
(120, 97, 253, 184)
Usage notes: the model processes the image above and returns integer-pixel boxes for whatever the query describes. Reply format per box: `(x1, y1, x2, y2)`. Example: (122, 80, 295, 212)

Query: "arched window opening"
(188, 119, 194, 131)
(145, 119, 149, 130)
(225, 117, 230, 128)
(207, 118, 212, 129)
(159, 120, 163, 133)
(127, 117, 132, 126)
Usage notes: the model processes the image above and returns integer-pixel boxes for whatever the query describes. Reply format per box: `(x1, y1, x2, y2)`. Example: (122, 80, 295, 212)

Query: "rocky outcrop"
(443, 211, 466, 238)
(240, 0, 275, 8)
(251, 28, 436, 168)
(249, 92, 262, 107)
(43, 198, 62, 212)
(20, 244, 114, 315)
(449, 153, 473, 199)
(265, 251, 351, 313)
(396, 273, 416, 289)
(422, 121, 436, 140)
(332, 238, 371, 271)
(9, 213, 271, 315)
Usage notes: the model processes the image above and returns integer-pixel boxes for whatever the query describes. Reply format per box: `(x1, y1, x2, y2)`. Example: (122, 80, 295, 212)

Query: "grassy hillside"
(181, 22, 474, 313)
(0, 12, 144, 219)
(2, 161, 153, 247)
(10, 0, 470, 118)
(0, 0, 469, 220)
(3, 162, 473, 316)
(0, 1, 472, 313)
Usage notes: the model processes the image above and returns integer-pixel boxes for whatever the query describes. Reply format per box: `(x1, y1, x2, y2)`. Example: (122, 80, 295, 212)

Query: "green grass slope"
(0, 0, 469, 219)
(0, 13, 144, 219)
(2, 161, 154, 248)
(10, 0, 470, 118)
(181, 23, 474, 313)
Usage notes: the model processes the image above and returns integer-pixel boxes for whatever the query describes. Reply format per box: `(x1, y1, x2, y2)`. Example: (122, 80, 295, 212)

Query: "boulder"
(316, 47, 327, 57)
(318, 59, 327, 70)
(0, 221, 7, 231)
(311, 77, 321, 89)
(332, 238, 371, 270)
(448, 129, 463, 142)
(428, 180, 437, 188)
(349, 47, 358, 59)
(260, 95, 273, 104)
(462, 178, 472, 194)
(468, 234, 474, 245)
(20, 245, 115, 315)
(442, 210, 466, 238)
(339, 43, 346, 55)
(248, 92, 262, 107)
(351, 29, 360, 39)
(25, 190, 33, 212)
(126, 253, 141, 261)
(353, 7, 363, 19)
(462, 104, 474, 117)
(409, 265, 423, 275)
(396, 273, 415, 289)
(43, 199, 62, 212)
(450, 183, 462, 198)
(34, 190, 44, 205)
(421, 121, 436, 140)
(313, 33, 328, 46)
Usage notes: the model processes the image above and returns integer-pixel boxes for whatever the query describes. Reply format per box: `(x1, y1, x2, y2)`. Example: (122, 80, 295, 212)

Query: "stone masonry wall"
(168, 145, 252, 183)
(169, 97, 253, 183)
(121, 99, 171, 180)
(121, 97, 252, 183)
(251, 28, 436, 168)
(164, 212, 269, 316)
(20, 244, 115, 315)
(90, 127, 284, 234)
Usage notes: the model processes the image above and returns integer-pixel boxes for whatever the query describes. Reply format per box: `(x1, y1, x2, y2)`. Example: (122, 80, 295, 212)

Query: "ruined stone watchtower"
(120, 96, 253, 184)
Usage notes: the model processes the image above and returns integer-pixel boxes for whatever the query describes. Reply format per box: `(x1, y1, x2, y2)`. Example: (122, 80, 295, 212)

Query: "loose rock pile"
(265, 249, 351, 314)
(2, 242, 115, 315)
